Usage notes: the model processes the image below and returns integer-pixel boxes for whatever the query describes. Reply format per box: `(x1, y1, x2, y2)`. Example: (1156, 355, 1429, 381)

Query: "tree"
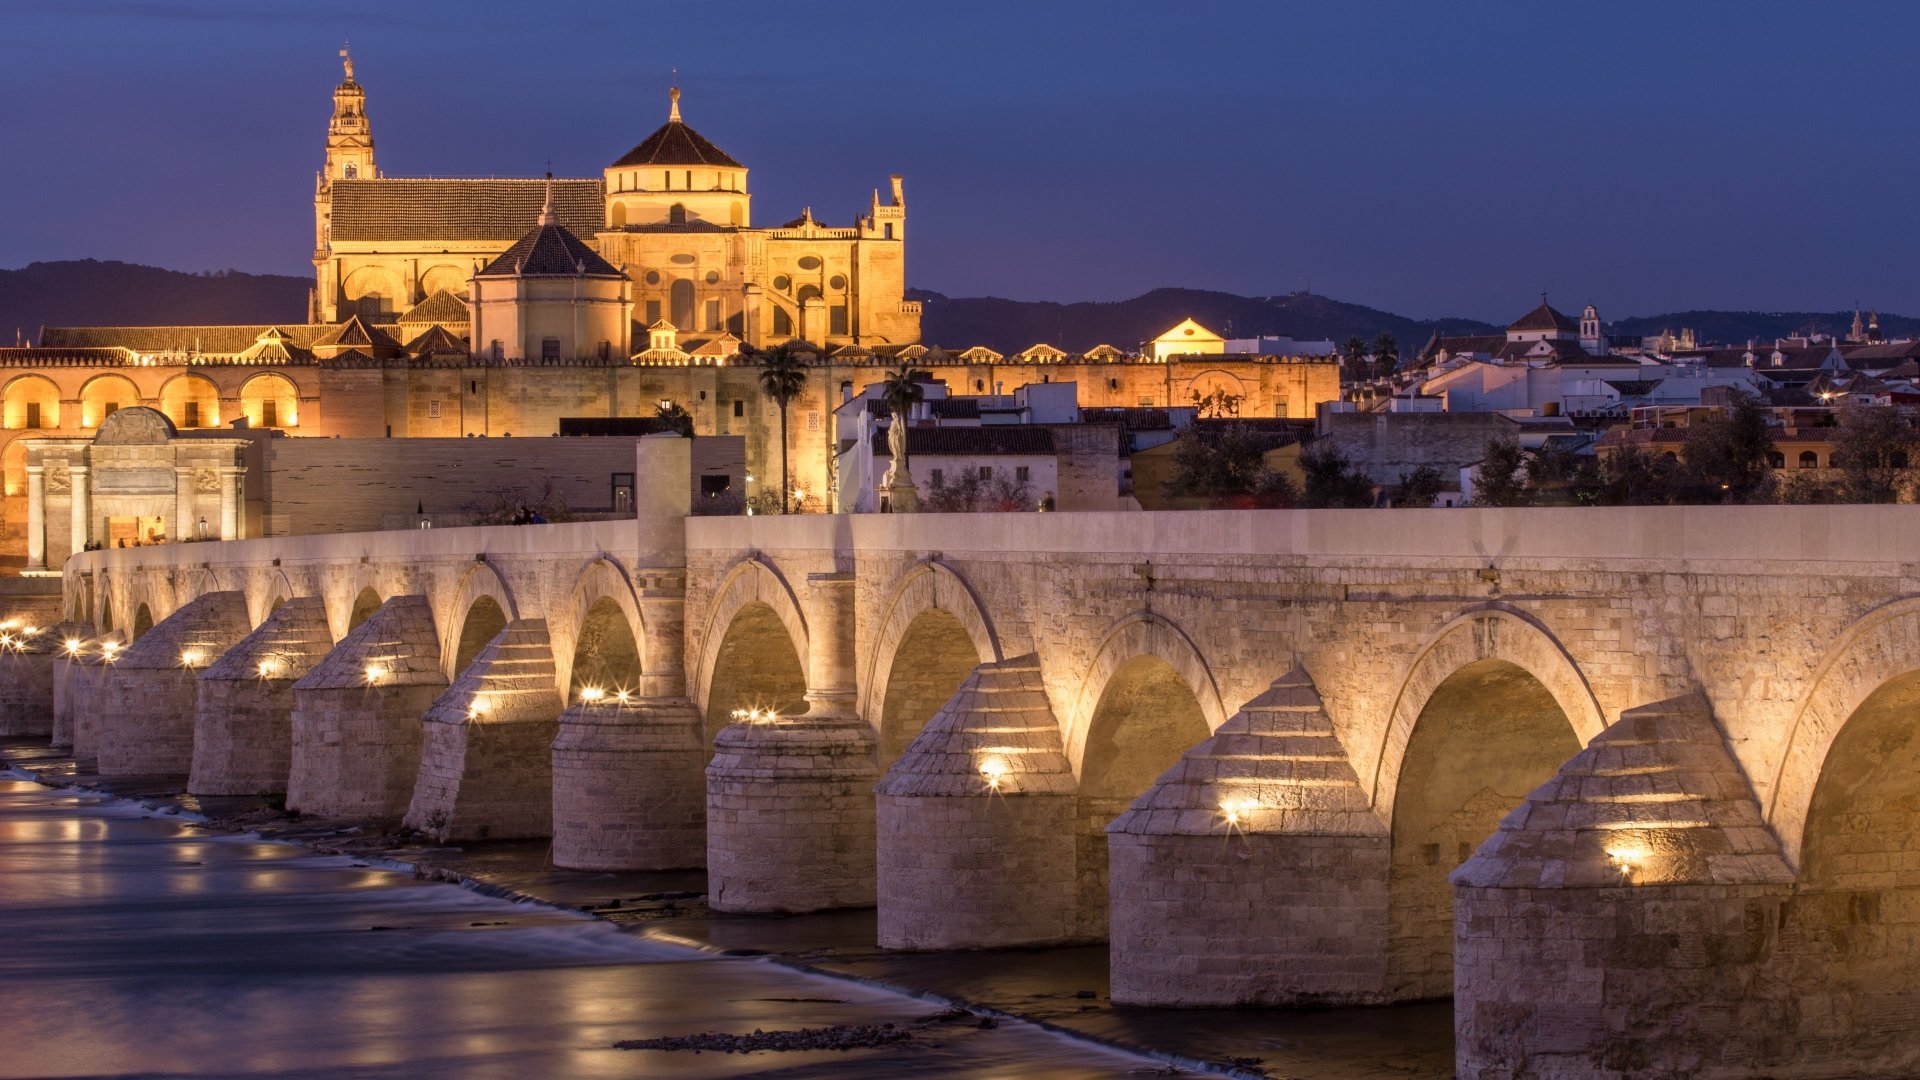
(1163, 424, 1271, 504)
(1370, 332, 1400, 378)
(1394, 464, 1445, 508)
(922, 469, 1035, 512)
(1679, 391, 1775, 502)
(1341, 336, 1370, 382)
(1599, 444, 1684, 505)
(654, 398, 693, 437)
(1300, 443, 1376, 508)
(881, 362, 926, 419)
(1473, 437, 1530, 507)
(1831, 405, 1915, 503)
(1523, 441, 1603, 506)
(756, 342, 809, 513)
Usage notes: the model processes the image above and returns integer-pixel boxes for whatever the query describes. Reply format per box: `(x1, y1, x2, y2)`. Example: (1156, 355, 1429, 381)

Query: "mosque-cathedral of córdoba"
(0, 50, 1338, 558)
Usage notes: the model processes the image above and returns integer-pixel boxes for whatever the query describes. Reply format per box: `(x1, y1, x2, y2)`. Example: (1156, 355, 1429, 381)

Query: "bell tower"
(324, 45, 376, 181)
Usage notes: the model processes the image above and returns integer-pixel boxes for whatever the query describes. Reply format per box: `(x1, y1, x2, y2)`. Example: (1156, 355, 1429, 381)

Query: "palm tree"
(1370, 332, 1400, 379)
(1341, 335, 1369, 382)
(880, 361, 926, 463)
(756, 342, 809, 513)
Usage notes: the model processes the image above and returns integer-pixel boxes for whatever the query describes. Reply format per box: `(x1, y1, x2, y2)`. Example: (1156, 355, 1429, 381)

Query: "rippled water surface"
(0, 780, 1158, 1079)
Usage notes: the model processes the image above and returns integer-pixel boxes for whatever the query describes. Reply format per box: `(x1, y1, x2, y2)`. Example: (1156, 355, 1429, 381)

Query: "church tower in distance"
(312, 46, 375, 321)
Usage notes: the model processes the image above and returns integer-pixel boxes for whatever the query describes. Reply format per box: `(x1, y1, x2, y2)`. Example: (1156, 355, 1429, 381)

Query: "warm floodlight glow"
(1220, 798, 1258, 828)
(180, 649, 206, 667)
(364, 662, 386, 684)
(978, 756, 1008, 790)
(22, 626, 39, 636)
(64, 639, 83, 655)
(258, 656, 285, 678)
(1605, 843, 1649, 881)
(579, 686, 606, 703)
(614, 690, 631, 705)
(467, 696, 491, 720)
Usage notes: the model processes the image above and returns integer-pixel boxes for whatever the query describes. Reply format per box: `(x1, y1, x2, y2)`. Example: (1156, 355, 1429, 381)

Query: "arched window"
(670, 279, 695, 330)
(1768, 451, 1785, 469)
(669, 203, 687, 225)
(1800, 451, 1819, 469)
(1894, 450, 1911, 469)
(772, 307, 792, 337)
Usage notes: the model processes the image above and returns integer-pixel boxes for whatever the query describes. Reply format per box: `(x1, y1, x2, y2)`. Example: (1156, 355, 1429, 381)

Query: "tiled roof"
(928, 399, 980, 420)
(1080, 407, 1174, 430)
(609, 120, 743, 169)
(312, 314, 403, 352)
(396, 289, 469, 326)
(1507, 301, 1580, 334)
(404, 324, 467, 356)
(40, 325, 336, 352)
(873, 425, 1056, 457)
(1840, 340, 1920, 369)
(480, 222, 623, 277)
(0, 346, 136, 366)
(329, 178, 604, 242)
(1427, 334, 1507, 358)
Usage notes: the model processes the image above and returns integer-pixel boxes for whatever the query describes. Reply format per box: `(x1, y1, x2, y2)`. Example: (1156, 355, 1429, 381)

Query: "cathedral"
(311, 50, 919, 352)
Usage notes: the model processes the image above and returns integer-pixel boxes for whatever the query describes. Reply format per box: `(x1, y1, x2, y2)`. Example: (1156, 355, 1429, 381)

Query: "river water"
(0, 779, 1164, 1079)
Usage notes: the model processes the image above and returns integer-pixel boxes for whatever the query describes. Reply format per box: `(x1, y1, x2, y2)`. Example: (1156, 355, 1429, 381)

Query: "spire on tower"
(539, 170, 556, 226)
(669, 84, 682, 123)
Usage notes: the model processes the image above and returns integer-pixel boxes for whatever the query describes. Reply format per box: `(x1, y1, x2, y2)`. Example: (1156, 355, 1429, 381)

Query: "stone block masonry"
(551, 696, 706, 870)
(1109, 667, 1392, 1006)
(94, 592, 251, 777)
(405, 620, 562, 842)
(189, 597, 333, 795)
(287, 595, 444, 820)
(875, 654, 1080, 949)
(0, 621, 85, 738)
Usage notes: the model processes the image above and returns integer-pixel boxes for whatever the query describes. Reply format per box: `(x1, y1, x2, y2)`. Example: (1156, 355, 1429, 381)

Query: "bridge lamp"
(100, 641, 122, 660)
(21, 626, 38, 637)
(467, 696, 491, 720)
(64, 639, 84, 656)
(257, 656, 285, 678)
(180, 649, 206, 668)
(730, 707, 749, 722)
(978, 756, 1008, 791)
(1605, 843, 1650, 883)
(614, 690, 631, 705)
(364, 662, 387, 684)
(1219, 798, 1258, 829)
(579, 686, 606, 704)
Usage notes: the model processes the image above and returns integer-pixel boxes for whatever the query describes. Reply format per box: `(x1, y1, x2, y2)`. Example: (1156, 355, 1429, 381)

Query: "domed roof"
(608, 88, 743, 169)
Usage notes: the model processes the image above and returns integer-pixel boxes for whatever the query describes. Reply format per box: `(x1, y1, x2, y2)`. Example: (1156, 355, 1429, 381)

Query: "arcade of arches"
(702, 601, 806, 743)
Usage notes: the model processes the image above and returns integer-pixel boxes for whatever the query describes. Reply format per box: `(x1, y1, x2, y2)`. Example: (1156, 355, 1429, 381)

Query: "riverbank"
(1, 739, 1453, 1080)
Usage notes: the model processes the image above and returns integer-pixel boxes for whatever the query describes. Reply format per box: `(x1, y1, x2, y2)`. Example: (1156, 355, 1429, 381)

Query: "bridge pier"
(875, 654, 1080, 949)
(95, 592, 250, 777)
(1452, 695, 1795, 1079)
(707, 571, 879, 913)
(287, 595, 445, 820)
(0, 622, 72, 738)
(1108, 667, 1392, 1006)
(405, 620, 562, 842)
(189, 597, 332, 795)
(66, 635, 121, 761)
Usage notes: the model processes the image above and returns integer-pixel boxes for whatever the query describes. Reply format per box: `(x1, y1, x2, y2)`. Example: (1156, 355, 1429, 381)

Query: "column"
(68, 464, 89, 556)
(23, 465, 45, 570)
(174, 466, 194, 541)
(218, 468, 243, 541)
(801, 572, 857, 718)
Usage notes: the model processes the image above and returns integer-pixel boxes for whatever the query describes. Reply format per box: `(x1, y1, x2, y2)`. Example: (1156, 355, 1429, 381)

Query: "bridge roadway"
(16, 440, 1920, 1078)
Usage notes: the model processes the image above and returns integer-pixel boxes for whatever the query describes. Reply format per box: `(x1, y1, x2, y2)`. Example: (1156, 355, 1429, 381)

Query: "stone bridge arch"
(440, 561, 520, 680)
(861, 560, 1001, 760)
(1768, 597, 1920, 868)
(1064, 611, 1227, 776)
(1372, 603, 1605, 816)
(693, 557, 809, 717)
(247, 569, 298, 628)
(556, 557, 647, 696)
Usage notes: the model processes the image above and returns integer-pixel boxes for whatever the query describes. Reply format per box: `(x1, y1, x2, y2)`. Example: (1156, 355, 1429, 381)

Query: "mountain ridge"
(3, 260, 1909, 357)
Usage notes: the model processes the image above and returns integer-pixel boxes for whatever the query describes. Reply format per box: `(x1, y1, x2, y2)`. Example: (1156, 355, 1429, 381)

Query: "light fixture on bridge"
(614, 689, 631, 705)
(1219, 798, 1258, 829)
(364, 662, 387, 684)
(467, 696, 491, 720)
(64, 639, 83, 656)
(1605, 843, 1649, 883)
(978, 756, 1008, 791)
(21, 626, 38, 636)
(579, 686, 606, 704)
(258, 656, 286, 678)
(100, 641, 122, 660)
(180, 649, 206, 668)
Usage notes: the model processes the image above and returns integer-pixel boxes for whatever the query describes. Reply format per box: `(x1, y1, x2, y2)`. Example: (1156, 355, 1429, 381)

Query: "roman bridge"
(26, 444, 1920, 1078)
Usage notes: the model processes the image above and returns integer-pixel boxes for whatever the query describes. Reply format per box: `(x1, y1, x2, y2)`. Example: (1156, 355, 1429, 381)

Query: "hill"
(914, 287, 1497, 354)
(2, 260, 309, 341)
(1605, 309, 1920, 347)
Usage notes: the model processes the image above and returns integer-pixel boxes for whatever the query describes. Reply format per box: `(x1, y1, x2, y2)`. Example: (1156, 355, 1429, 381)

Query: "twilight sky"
(3, 0, 1914, 321)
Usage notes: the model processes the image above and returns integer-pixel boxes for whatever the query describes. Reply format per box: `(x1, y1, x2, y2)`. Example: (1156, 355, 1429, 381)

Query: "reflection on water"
(0, 780, 1153, 1079)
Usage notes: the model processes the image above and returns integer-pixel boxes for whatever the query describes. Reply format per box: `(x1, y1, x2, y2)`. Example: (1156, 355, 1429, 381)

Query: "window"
(840, 380, 852, 402)
(646, 300, 662, 325)
(807, 411, 820, 432)
(684, 170, 692, 189)
(1767, 451, 1784, 469)
(830, 305, 849, 337)
(669, 203, 687, 225)
(699, 474, 731, 496)
(1108, 378, 1119, 390)
(427, 399, 441, 420)
(705, 299, 721, 331)
(184, 401, 201, 428)
(262, 400, 279, 427)
(773, 307, 793, 336)
(104, 402, 119, 419)
(884, 223, 894, 239)
(978, 465, 992, 480)
(541, 337, 561, 362)
(598, 341, 611, 361)
(1799, 450, 1819, 468)
(612, 472, 635, 512)
(974, 380, 984, 392)
(24, 403, 39, 430)
(931, 468, 944, 485)
(1016, 466, 1030, 483)
(1895, 451, 1912, 469)
(470, 379, 480, 394)
(732, 400, 744, 417)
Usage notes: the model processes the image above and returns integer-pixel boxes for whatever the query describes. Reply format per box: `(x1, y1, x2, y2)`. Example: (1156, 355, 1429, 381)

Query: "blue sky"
(2, 0, 1913, 320)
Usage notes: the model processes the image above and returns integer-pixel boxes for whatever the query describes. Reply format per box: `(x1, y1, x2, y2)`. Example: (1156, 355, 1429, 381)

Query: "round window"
(773, 275, 791, 292)
(705, 271, 720, 285)
(829, 274, 846, 290)
(797, 256, 822, 270)
(644, 270, 661, 285)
